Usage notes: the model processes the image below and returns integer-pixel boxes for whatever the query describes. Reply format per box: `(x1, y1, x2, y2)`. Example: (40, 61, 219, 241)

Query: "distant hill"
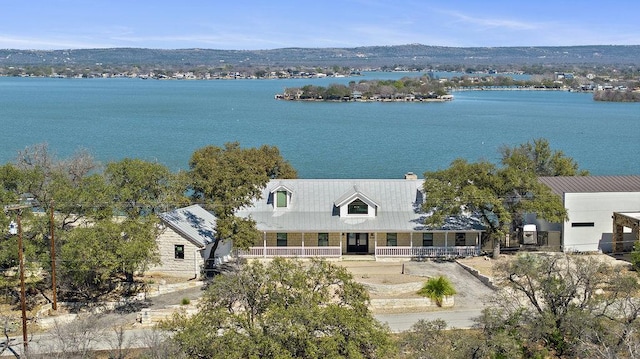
(1, 45, 639, 68)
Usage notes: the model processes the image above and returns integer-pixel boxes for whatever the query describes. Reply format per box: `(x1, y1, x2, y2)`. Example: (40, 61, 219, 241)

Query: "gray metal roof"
(236, 179, 483, 232)
(159, 204, 217, 247)
(333, 185, 379, 208)
(539, 176, 640, 196)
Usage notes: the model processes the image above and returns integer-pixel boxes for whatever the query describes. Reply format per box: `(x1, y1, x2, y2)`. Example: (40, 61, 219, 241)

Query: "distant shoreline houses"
(152, 175, 640, 278)
(275, 91, 454, 102)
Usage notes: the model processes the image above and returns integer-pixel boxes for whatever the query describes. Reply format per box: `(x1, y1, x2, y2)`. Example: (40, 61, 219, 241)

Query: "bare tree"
(105, 325, 133, 359)
(1, 315, 21, 358)
(138, 328, 185, 359)
(478, 253, 640, 358)
(38, 314, 104, 359)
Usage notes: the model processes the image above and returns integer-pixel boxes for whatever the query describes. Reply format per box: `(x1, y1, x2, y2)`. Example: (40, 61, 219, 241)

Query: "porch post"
(445, 231, 448, 256)
(410, 232, 413, 248)
(340, 236, 343, 258)
(374, 233, 378, 260)
(263, 232, 267, 258)
(302, 232, 305, 256)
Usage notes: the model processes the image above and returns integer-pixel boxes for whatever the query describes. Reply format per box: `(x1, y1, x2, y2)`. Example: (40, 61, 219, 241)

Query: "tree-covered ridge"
(2, 45, 640, 68)
(280, 76, 451, 101)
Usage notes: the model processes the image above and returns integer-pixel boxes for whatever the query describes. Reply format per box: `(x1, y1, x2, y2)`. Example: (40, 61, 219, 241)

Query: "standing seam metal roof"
(236, 179, 483, 232)
(159, 204, 217, 247)
(539, 176, 640, 196)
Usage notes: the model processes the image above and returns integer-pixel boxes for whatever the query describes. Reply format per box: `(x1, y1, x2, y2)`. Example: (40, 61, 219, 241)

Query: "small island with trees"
(277, 75, 453, 102)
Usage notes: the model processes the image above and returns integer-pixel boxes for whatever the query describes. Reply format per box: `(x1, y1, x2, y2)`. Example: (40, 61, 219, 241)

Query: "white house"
(536, 176, 640, 253)
(234, 176, 485, 259)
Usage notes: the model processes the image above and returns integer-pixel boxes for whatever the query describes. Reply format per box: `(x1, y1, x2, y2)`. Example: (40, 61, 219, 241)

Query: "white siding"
(563, 192, 640, 252)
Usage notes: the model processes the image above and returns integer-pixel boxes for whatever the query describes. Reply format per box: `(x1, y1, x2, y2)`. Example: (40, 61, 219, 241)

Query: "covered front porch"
(235, 231, 482, 260)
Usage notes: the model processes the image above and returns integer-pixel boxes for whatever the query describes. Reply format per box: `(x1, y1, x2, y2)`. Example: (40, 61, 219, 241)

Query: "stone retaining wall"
(455, 261, 498, 290)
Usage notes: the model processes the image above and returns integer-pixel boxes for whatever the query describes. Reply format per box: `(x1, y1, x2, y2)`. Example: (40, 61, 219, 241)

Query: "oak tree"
(422, 140, 570, 252)
(165, 258, 395, 358)
(188, 142, 296, 261)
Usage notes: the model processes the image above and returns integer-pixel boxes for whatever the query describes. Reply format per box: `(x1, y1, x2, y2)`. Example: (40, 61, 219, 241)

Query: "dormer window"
(347, 199, 369, 214)
(276, 190, 288, 208)
(335, 185, 378, 218)
(270, 183, 293, 210)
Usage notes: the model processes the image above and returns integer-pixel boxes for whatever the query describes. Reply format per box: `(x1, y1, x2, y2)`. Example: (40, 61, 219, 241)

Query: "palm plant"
(418, 276, 456, 307)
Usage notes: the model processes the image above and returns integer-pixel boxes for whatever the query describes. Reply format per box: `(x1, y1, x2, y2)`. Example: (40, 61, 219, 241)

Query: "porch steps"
(342, 254, 376, 261)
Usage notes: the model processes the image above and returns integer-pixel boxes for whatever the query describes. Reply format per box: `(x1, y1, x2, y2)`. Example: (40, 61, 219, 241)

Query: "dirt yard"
(335, 261, 424, 285)
(334, 259, 496, 309)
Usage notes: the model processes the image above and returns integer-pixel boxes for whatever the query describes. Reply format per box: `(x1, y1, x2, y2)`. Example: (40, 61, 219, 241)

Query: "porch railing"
(236, 245, 481, 259)
(236, 246, 342, 258)
(375, 246, 481, 258)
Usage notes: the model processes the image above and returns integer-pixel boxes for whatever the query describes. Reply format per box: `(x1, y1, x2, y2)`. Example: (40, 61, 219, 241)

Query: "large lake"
(1, 73, 638, 178)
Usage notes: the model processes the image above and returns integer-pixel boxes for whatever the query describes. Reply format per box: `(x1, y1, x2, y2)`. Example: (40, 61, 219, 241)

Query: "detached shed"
(151, 205, 231, 278)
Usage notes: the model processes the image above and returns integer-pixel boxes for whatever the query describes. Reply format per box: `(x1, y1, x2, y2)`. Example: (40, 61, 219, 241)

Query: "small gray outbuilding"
(150, 205, 231, 278)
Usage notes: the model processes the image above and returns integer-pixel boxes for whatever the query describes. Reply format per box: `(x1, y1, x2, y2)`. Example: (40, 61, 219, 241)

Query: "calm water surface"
(0, 73, 638, 178)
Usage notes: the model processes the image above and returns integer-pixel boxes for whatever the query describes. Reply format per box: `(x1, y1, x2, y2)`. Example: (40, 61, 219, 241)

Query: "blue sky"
(1, 0, 638, 50)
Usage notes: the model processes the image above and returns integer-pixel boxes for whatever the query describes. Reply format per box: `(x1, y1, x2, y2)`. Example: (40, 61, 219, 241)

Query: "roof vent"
(404, 172, 418, 180)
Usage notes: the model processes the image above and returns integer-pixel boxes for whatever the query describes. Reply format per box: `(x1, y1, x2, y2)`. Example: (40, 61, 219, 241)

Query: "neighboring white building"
(151, 205, 231, 278)
(537, 176, 640, 253)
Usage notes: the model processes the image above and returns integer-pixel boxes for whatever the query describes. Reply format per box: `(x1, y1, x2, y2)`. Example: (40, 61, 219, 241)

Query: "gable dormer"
(269, 183, 293, 209)
(334, 185, 378, 218)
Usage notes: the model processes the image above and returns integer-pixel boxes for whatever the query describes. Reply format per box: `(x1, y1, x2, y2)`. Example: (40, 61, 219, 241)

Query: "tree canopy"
(165, 258, 395, 358)
(1, 145, 187, 301)
(1, 142, 297, 301)
(188, 142, 297, 259)
(422, 139, 575, 248)
(500, 138, 588, 177)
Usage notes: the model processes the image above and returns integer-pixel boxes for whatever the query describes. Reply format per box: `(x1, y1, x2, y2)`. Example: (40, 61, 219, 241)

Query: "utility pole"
(5, 204, 30, 355)
(17, 213, 28, 354)
(50, 201, 57, 311)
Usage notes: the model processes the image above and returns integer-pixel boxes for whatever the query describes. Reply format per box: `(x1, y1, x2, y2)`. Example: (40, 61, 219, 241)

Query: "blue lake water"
(0, 73, 638, 178)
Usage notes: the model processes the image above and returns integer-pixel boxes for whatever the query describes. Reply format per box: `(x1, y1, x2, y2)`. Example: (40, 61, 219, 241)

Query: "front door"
(347, 233, 369, 253)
